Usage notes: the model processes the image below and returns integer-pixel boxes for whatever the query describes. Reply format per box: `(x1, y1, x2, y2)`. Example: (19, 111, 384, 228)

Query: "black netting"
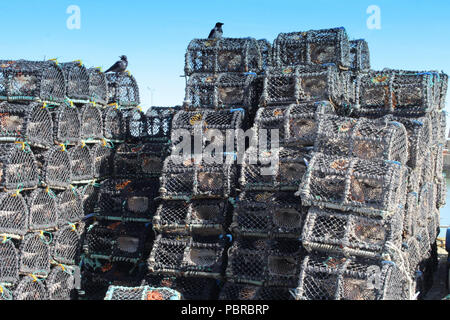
(50, 104, 81, 145)
(122, 108, 146, 140)
(69, 144, 94, 182)
(87, 68, 108, 105)
(0, 60, 66, 103)
(80, 103, 104, 140)
(219, 283, 295, 300)
(258, 39, 272, 71)
(0, 143, 38, 191)
(103, 107, 125, 141)
(19, 233, 51, 277)
(104, 285, 181, 300)
(46, 265, 76, 300)
(106, 73, 140, 107)
(83, 221, 115, 258)
(0, 239, 19, 285)
(89, 143, 113, 179)
(60, 62, 90, 101)
(185, 37, 263, 75)
(349, 40, 370, 71)
(78, 183, 100, 214)
(14, 275, 49, 300)
(273, 28, 351, 67)
(35, 146, 72, 190)
(56, 188, 83, 225)
(145, 106, 179, 142)
(0, 192, 28, 236)
(52, 223, 83, 265)
(27, 188, 59, 232)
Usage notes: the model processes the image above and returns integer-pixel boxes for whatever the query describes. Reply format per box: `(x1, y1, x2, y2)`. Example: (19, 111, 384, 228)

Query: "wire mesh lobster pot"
(0, 239, 19, 285)
(416, 226, 431, 262)
(438, 73, 448, 110)
(314, 115, 409, 164)
(19, 233, 51, 277)
(355, 70, 436, 117)
(349, 40, 370, 71)
(113, 143, 168, 178)
(153, 199, 231, 234)
(57, 188, 83, 225)
(429, 110, 446, 146)
(436, 178, 446, 208)
(46, 265, 76, 300)
(80, 103, 104, 140)
(60, 62, 90, 102)
(240, 146, 309, 191)
(52, 223, 83, 265)
(106, 73, 140, 107)
(417, 183, 434, 228)
(145, 106, 179, 143)
(14, 275, 49, 300)
(0, 193, 28, 237)
(103, 107, 126, 141)
(78, 183, 100, 214)
(260, 65, 352, 107)
(421, 149, 435, 185)
(185, 37, 263, 75)
(0, 60, 66, 103)
(219, 282, 295, 300)
(0, 143, 38, 191)
(432, 143, 444, 180)
(403, 192, 419, 238)
(403, 235, 422, 277)
(184, 73, 256, 111)
(253, 101, 335, 148)
(83, 221, 116, 258)
(51, 104, 81, 145)
(110, 223, 152, 262)
(87, 68, 108, 105)
(147, 235, 225, 278)
(0, 101, 53, 148)
(68, 144, 93, 182)
(272, 28, 351, 68)
(231, 190, 307, 238)
(294, 252, 412, 300)
(35, 146, 72, 190)
(160, 157, 237, 200)
(302, 206, 404, 261)
(122, 108, 146, 140)
(104, 285, 181, 300)
(27, 188, 59, 232)
(258, 39, 272, 70)
(90, 142, 113, 179)
(298, 153, 408, 218)
(226, 237, 304, 287)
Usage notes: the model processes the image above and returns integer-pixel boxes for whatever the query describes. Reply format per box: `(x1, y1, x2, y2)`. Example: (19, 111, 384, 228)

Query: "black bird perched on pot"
(208, 22, 224, 39)
(105, 55, 128, 73)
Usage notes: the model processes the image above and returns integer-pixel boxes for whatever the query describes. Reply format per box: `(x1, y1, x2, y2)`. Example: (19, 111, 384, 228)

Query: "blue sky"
(0, 0, 449, 111)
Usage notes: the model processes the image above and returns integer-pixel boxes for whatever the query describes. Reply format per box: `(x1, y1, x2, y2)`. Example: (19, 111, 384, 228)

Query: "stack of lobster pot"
(0, 59, 89, 300)
(143, 37, 268, 300)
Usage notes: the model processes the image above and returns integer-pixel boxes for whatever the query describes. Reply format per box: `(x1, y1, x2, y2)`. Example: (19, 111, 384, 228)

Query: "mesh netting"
(27, 188, 59, 231)
(403, 192, 419, 238)
(52, 223, 83, 265)
(258, 39, 272, 70)
(185, 37, 263, 75)
(219, 282, 295, 300)
(83, 221, 115, 258)
(145, 106, 179, 142)
(147, 235, 225, 278)
(68, 144, 94, 182)
(46, 265, 75, 300)
(0, 60, 66, 103)
(50, 104, 81, 145)
(429, 110, 446, 146)
(432, 143, 444, 180)
(35, 146, 72, 190)
(185, 73, 256, 111)
(272, 28, 351, 68)
(57, 188, 83, 225)
(60, 62, 90, 101)
(103, 107, 125, 141)
(80, 103, 104, 140)
(436, 178, 446, 208)
(0, 239, 19, 285)
(298, 153, 408, 218)
(0, 192, 28, 236)
(19, 233, 51, 277)
(226, 237, 304, 287)
(78, 183, 100, 214)
(349, 40, 370, 71)
(90, 143, 113, 179)
(153, 199, 230, 234)
(87, 68, 108, 105)
(231, 190, 307, 238)
(14, 275, 49, 300)
(106, 73, 140, 107)
(294, 252, 412, 300)
(437, 73, 448, 110)
(104, 285, 181, 300)
(0, 101, 53, 148)
(421, 148, 435, 185)
(314, 115, 408, 164)
(122, 108, 146, 140)
(0, 143, 38, 191)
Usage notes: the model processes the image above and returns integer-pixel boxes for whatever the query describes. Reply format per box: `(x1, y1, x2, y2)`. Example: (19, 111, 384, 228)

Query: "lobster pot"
(258, 39, 272, 70)
(185, 73, 256, 111)
(0, 193, 28, 237)
(294, 252, 412, 300)
(113, 143, 169, 178)
(80, 103, 104, 140)
(231, 191, 307, 238)
(349, 40, 370, 71)
(14, 275, 49, 300)
(226, 237, 304, 287)
(122, 108, 146, 140)
(418, 183, 435, 226)
(417, 226, 431, 262)
(301, 206, 404, 261)
(46, 265, 75, 300)
(355, 70, 435, 117)
(160, 157, 237, 199)
(0, 101, 53, 148)
(219, 283, 294, 300)
(436, 178, 446, 208)
(103, 107, 125, 141)
(0, 60, 65, 103)
(147, 235, 225, 278)
(185, 37, 263, 75)
(106, 73, 140, 107)
(146, 106, 179, 142)
(78, 183, 100, 214)
(298, 153, 408, 218)
(240, 146, 309, 191)
(421, 149, 435, 185)
(87, 68, 108, 105)
(438, 73, 448, 109)
(52, 223, 83, 265)
(0, 240, 19, 285)
(104, 285, 181, 300)
(0, 143, 38, 191)
(60, 62, 90, 102)
(68, 144, 94, 182)
(429, 110, 446, 146)
(433, 143, 444, 180)
(403, 236, 422, 276)
(83, 222, 116, 258)
(272, 28, 351, 68)
(314, 115, 409, 164)
(428, 209, 439, 243)
(56, 189, 83, 225)
(51, 104, 81, 145)
(260, 65, 351, 107)
(253, 101, 335, 148)
(408, 166, 422, 194)
(19, 233, 51, 277)
(27, 188, 59, 232)
(34, 146, 72, 190)
(404, 192, 419, 237)
(153, 199, 230, 234)
(90, 143, 113, 179)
